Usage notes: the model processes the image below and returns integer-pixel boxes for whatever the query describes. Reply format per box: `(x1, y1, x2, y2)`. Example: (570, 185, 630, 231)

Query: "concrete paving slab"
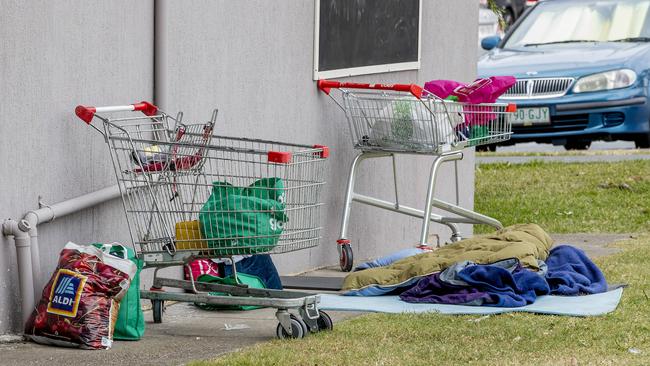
(550, 233, 631, 258)
(0, 303, 361, 366)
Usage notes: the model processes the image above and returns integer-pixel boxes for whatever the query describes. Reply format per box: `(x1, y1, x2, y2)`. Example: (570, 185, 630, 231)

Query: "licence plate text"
(511, 107, 551, 126)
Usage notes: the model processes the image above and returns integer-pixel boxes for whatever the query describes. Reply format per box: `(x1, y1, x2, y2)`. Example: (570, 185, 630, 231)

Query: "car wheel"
(564, 140, 591, 151)
(635, 133, 650, 149)
(476, 144, 497, 152)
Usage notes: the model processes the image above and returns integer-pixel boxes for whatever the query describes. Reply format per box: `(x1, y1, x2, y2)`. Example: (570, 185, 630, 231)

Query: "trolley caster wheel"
(315, 311, 333, 332)
(152, 300, 164, 324)
(339, 243, 354, 272)
(276, 315, 308, 339)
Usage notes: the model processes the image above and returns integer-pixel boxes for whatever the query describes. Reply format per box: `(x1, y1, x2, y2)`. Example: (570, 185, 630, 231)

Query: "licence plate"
(511, 107, 551, 126)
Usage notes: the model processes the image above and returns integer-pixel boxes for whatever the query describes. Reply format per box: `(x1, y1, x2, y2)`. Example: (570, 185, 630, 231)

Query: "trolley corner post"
(318, 80, 512, 271)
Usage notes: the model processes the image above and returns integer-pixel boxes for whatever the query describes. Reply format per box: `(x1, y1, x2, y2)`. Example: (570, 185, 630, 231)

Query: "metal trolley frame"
(75, 101, 331, 339)
(318, 80, 516, 271)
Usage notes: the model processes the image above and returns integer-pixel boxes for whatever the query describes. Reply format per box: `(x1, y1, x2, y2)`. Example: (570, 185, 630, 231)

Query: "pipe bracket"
(38, 196, 55, 222)
(2, 219, 18, 236)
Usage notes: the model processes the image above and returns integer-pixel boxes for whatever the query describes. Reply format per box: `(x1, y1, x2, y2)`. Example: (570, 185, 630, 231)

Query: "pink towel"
(424, 76, 516, 126)
(424, 76, 516, 104)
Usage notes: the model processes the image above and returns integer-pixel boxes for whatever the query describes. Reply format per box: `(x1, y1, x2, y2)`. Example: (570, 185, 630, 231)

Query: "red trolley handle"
(75, 101, 158, 124)
(318, 80, 424, 99)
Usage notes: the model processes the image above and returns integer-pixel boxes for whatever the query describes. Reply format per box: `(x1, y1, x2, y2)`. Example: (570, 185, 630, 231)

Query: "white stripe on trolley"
(94, 105, 137, 113)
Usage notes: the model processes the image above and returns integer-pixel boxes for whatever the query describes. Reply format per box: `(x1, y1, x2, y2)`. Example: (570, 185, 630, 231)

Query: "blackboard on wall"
(313, 0, 421, 80)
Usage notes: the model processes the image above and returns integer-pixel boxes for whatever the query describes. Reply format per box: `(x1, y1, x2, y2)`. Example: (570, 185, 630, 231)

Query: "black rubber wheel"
(315, 311, 333, 332)
(476, 144, 497, 152)
(276, 315, 307, 339)
(635, 133, 650, 149)
(339, 243, 354, 272)
(152, 300, 164, 324)
(564, 140, 591, 151)
(294, 314, 309, 336)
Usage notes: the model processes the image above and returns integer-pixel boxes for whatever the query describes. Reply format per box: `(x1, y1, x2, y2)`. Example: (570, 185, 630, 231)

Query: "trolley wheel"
(152, 300, 164, 324)
(276, 315, 307, 339)
(339, 243, 354, 272)
(315, 311, 333, 332)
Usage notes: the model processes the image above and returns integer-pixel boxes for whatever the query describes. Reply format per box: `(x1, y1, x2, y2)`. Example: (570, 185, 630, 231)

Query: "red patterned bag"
(24, 242, 136, 349)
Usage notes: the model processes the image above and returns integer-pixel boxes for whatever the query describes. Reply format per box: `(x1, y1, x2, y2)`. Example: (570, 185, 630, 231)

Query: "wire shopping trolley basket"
(317, 80, 516, 271)
(75, 101, 331, 339)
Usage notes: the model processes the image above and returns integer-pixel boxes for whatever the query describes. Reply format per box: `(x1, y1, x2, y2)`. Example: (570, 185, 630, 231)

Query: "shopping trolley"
(75, 101, 331, 339)
(318, 80, 516, 271)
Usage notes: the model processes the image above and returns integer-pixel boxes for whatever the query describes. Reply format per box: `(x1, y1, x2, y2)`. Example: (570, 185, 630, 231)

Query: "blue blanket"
(400, 245, 607, 307)
(546, 245, 607, 295)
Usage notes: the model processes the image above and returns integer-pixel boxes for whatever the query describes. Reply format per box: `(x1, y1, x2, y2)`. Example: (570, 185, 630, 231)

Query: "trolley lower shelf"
(140, 277, 331, 339)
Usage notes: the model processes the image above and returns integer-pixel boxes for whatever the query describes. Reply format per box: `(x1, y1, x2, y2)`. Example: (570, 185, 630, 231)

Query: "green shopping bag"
(194, 273, 266, 311)
(93, 243, 145, 340)
(198, 178, 288, 255)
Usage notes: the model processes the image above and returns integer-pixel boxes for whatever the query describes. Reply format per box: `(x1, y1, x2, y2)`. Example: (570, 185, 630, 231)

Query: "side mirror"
(481, 35, 502, 51)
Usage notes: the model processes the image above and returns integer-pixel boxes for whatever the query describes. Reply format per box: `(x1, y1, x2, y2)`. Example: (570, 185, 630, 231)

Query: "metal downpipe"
(2, 219, 35, 326)
(3, 184, 123, 330)
(154, 0, 169, 109)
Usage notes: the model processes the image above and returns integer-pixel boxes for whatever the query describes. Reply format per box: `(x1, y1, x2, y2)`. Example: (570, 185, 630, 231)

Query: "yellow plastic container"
(175, 220, 208, 250)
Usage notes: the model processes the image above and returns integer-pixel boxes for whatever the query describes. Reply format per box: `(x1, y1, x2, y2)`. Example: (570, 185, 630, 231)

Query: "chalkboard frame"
(312, 0, 422, 80)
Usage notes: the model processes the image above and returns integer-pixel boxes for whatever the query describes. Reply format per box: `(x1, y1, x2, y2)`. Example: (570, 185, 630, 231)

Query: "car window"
(505, 0, 650, 47)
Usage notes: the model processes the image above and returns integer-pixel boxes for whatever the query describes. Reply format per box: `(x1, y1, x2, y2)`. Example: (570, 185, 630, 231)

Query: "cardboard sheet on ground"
(318, 287, 623, 317)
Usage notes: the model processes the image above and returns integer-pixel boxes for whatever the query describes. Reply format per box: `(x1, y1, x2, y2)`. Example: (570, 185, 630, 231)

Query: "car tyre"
(564, 140, 591, 151)
(476, 144, 497, 152)
(634, 133, 650, 149)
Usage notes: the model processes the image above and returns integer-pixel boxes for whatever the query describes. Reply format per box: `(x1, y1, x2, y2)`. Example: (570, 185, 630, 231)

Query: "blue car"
(479, 0, 650, 150)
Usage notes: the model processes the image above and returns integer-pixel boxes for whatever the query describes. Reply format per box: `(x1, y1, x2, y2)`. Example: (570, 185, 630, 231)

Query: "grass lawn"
(192, 160, 650, 366)
(476, 149, 649, 158)
(474, 160, 650, 234)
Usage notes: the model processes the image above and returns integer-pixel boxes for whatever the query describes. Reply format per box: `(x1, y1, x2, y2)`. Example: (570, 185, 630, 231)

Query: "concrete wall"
(162, 0, 479, 274)
(0, 0, 153, 334)
(0, 0, 478, 334)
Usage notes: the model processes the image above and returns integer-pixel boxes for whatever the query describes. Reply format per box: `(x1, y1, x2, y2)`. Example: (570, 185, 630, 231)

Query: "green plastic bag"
(198, 178, 288, 255)
(469, 125, 489, 146)
(194, 273, 266, 311)
(93, 243, 145, 340)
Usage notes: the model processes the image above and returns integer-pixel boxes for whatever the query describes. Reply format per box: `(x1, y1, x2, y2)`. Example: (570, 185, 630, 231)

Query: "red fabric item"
(184, 258, 220, 280)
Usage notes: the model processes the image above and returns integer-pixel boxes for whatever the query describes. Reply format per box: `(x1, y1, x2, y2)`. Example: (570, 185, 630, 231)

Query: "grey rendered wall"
(0, 0, 478, 335)
(0, 1, 153, 334)
(162, 0, 479, 274)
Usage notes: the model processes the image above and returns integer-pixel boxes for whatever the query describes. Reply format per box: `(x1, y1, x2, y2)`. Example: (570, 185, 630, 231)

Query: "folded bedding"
(400, 258, 550, 307)
(342, 223, 553, 295)
(399, 245, 607, 307)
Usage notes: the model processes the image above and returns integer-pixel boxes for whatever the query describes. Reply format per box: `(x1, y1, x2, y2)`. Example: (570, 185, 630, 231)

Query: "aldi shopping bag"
(93, 244, 145, 341)
(25, 242, 136, 350)
(199, 178, 287, 255)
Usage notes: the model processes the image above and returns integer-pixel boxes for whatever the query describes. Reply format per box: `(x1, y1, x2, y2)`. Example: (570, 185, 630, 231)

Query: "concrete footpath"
(0, 233, 633, 366)
(0, 301, 361, 366)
